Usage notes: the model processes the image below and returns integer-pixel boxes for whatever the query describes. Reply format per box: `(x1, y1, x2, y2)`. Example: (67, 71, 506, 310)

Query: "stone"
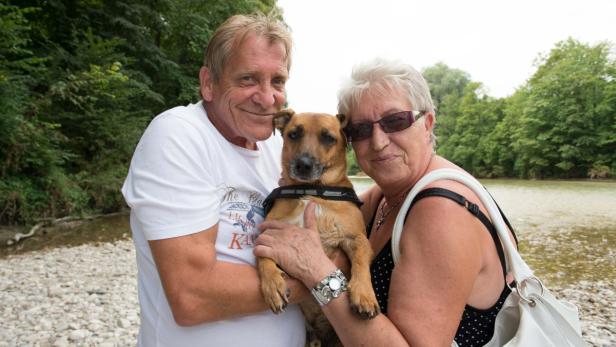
(47, 286, 63, 298)
(68, 329, 87, 341)
(1, 238, 609, 347)
(55, 322, 69, 332)
(52, 337, 69, 347)
(118, 318, 131, 329)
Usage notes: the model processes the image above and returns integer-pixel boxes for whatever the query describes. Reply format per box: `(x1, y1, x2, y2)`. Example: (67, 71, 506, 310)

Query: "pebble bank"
(0, 239, 614, 346)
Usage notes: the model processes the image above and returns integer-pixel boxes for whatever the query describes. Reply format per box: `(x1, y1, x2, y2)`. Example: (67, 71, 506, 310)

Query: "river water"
(2, 179, 615, 288)
(352, 177, 616, 287)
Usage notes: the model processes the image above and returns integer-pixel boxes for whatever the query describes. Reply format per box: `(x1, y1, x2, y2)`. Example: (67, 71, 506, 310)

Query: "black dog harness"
(263, 184, 363, 215)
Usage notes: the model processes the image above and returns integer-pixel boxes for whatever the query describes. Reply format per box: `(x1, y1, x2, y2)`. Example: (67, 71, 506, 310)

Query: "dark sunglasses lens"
(347, 111, 417, 141)
(380, 112, 413, 133)
(349, 123, 372, 141)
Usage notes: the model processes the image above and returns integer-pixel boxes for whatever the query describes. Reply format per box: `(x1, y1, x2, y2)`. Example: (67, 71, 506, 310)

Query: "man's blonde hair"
(204, 13, 293, 82)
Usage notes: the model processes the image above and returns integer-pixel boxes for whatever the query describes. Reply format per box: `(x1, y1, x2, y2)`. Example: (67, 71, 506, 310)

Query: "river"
(351, 176, 616, 287)
(2, 178, 615, 288)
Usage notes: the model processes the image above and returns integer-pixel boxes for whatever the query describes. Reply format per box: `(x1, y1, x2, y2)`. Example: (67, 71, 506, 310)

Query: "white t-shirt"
(122, 101, 305, 347)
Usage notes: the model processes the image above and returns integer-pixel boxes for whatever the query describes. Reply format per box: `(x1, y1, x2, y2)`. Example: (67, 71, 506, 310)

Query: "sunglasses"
(344, 110, 425, 142)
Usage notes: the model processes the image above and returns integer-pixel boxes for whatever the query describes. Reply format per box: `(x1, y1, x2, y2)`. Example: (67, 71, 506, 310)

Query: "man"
(122, 14, 306, 346)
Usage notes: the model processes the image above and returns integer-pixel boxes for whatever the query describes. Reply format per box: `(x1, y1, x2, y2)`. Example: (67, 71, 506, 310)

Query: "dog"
(257, 109, 379, 346)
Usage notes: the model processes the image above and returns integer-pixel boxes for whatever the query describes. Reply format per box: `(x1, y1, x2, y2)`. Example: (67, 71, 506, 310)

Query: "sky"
(277, 0, 616, 114)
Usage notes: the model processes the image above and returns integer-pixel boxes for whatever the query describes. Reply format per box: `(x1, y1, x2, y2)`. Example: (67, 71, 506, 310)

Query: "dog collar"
(263, 184, 364, 216)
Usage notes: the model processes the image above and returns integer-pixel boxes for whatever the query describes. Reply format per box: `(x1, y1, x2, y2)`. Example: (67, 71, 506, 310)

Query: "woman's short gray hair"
(337, 58, 436, 145)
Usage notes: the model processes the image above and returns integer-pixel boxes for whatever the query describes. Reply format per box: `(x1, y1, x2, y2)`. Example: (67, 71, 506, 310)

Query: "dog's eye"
(288, 127, 303, 141)
(320, 131, 336, 146)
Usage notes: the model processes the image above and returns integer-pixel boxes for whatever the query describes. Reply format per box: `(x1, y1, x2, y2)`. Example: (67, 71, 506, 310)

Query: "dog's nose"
(294, 156, 314, 176)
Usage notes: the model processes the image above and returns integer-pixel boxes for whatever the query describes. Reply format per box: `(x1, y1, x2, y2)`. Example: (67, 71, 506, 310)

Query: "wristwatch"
(310, 269, 348, 306)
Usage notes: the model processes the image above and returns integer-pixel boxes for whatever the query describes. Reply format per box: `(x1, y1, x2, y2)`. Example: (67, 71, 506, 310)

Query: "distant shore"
(347, 175, 616, 182)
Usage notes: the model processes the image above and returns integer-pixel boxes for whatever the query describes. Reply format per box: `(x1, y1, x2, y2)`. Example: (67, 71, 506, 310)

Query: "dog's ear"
(336, 113, 349, 128)
(273, 109, 295, 133)
(336, 113, 350, 143)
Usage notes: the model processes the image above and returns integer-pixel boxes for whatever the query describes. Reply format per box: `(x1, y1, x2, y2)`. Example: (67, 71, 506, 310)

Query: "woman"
(255, 58, 517, 347)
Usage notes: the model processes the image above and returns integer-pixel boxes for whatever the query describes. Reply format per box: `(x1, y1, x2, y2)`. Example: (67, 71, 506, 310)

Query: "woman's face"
(349, 87, 434, 189)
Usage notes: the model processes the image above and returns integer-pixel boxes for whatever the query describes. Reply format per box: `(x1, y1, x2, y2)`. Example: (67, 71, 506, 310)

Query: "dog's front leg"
(257, 256, 290, 314)
(339, 233, 380, 319)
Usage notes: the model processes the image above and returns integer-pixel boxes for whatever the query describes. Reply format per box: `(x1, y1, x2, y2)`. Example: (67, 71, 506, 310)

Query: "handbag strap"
(391, 169, 534, 284)
(407, 188, 508, 278)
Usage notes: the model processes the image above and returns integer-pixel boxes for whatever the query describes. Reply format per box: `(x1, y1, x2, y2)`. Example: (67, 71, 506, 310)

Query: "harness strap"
(263, 184, 363, 216)
(406, 187, 514, 279)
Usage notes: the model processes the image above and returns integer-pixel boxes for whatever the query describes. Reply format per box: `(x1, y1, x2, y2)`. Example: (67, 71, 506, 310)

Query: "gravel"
(0, 241, 138, 347)
(0, 239, 614, 346)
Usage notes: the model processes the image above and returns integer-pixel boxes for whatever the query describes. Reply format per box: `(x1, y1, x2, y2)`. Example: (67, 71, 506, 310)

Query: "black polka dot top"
(367, 187, 516, 347)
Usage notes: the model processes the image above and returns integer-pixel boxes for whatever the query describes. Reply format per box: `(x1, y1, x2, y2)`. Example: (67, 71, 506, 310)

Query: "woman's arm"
(255, 197, 485, 346)
(386, 197, 483, 346)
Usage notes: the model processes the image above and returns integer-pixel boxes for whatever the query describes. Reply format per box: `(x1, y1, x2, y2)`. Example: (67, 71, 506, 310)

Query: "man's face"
(201, 34, 289, 149)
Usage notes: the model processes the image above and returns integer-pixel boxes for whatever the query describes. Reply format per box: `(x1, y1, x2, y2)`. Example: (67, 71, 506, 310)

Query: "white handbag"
(391, 168, 587, 347)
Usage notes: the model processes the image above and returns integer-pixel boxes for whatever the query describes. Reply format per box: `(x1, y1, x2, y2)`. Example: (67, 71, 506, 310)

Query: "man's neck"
(203, 102, 257, 150)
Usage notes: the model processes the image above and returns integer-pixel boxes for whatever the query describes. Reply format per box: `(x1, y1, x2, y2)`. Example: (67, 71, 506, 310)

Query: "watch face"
(329, 278, 342, 291)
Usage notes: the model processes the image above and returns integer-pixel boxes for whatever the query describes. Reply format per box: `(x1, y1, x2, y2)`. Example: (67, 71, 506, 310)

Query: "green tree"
(1, 0, 281, 224)
(430, 40, 615, 179)
(437, 82, 506, 176)
(0, 3, 71, 223)
(423, 62, 471, 150)
(483, 90, 526, 177)
(422, 62, 471, 109)
(512, 38, 616, 178)
(39, 62, 162, 211)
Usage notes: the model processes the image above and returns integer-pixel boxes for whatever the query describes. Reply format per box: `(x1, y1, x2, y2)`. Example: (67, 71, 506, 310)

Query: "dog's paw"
(260, 273, 290, 314)
(348, 281, 380, 320)
(350, 301, 380, 320)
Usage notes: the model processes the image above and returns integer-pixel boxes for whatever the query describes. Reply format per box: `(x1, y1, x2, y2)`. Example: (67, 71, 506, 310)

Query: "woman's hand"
(255, 202, 337, 287)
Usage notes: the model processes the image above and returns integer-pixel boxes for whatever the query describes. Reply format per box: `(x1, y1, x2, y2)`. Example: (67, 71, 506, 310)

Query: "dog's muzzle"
(289, 154, 324, 182)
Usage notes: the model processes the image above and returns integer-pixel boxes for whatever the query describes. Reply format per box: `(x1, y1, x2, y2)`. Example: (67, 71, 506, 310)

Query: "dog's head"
(274, 109, 350, 185)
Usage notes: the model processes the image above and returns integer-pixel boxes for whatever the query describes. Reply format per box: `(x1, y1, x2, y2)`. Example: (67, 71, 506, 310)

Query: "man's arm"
(149, 224, 308, 326)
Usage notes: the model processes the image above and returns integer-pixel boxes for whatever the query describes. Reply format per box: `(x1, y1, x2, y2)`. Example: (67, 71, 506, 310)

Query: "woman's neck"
(381, 152, 437, 203)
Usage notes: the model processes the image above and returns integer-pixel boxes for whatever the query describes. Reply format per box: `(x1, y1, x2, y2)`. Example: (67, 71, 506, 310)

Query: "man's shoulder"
(144, 101, 213, 140)
(152, 101, 206, 128)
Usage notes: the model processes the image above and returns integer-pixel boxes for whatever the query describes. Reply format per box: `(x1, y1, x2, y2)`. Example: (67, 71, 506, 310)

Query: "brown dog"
(257, 109, 379, 346)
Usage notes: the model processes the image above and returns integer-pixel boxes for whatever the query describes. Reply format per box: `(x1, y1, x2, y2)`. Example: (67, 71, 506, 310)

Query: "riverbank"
(0, 238, 614, 347)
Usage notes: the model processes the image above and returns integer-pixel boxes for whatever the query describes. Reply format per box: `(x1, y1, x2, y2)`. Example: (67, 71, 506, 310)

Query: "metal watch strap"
(310, 269, 348, 306)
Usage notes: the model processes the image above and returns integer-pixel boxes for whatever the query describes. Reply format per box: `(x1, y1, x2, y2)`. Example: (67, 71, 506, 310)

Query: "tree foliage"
(419, 39, 616, 179)
(510, 39, 616, 178)
(0, 0, 279, 224)
(422, 62, 471, 109)
(1, 2, 614, 223)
